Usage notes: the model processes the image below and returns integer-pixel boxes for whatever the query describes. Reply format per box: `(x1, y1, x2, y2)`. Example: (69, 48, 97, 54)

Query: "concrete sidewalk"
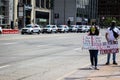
(59, 54, 120, 80)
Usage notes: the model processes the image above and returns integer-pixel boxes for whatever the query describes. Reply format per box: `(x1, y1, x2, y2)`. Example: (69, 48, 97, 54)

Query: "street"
(0, 30, 107, 80)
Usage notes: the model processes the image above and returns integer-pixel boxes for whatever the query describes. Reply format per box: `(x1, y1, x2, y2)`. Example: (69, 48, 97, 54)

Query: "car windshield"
(70, 26, 74, 28)
(26, 25, 32, 28)
(79, 26, 82, 28)
(46, 26, 51, 28)
(57, 26, 62, 28)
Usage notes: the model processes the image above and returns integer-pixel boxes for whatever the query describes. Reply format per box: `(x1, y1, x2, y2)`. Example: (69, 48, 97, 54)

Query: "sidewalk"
(59, 54, 120, 80)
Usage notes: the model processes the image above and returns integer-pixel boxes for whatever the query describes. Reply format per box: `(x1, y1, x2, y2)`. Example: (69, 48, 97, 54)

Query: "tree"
(103, 17, 120, 28)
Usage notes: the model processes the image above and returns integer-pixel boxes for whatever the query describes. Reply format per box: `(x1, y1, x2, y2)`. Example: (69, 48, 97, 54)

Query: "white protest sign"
(82, 36, 119, 53)
(82, 36, 102, 50)
(100, 41, 119, 54)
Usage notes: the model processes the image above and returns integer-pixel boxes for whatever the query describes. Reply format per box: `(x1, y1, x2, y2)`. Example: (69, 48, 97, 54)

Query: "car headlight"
(47, 28, 51, 31)
(27, 29, 31, 32)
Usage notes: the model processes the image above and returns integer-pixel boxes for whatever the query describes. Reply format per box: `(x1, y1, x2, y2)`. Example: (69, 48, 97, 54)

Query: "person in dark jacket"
(88, 24, 100, 70)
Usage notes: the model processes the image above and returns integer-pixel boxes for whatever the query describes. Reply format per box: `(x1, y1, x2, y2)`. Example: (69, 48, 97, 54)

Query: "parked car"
(118, 26, 120, 30)
(57, 25, 69, 33)
(0, 26, 2, 34)
(21, 24, 42, 34)
(77, 25, 90, 33)
(69, 25, 78, 32)
(42, 25, 58, 33)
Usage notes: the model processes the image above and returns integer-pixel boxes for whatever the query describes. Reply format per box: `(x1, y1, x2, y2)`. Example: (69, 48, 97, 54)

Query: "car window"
(46, 26, 51, 28)
(26, 25, 32, 28)
(70, 26, 73, 28)
(58, 26, 62, 28)
(79, 26, 82, 28)
(34, 26, 38, 28)
(52, 26, 55, 28)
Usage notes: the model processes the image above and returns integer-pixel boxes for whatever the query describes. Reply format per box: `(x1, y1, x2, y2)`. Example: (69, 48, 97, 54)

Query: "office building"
(0, 0, 14, 28)
(17, 0, 51, 29)
(54, 0, 98, 25)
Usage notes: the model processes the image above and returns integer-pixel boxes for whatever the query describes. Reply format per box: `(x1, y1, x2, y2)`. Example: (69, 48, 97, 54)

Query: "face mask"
(91, 26, 95, 33)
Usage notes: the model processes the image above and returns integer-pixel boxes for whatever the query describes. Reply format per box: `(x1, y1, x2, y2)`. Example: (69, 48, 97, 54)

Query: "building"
(54, 0, 76, 25)
(17, 0, 52, 29)
(0, 0, 14, 28)
(98, 0, 120, 23)
(54, 0, 98, 25)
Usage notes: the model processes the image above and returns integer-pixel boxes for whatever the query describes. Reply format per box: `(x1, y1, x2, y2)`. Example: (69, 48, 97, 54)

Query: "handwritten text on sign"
(82, 36, 119, 53)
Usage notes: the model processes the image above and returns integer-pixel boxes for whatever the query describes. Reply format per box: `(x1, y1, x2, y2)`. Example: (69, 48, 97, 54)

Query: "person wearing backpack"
(105, 20, 120, 65)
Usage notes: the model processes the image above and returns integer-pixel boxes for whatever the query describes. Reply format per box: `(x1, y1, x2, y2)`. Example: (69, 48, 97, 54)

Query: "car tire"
(37, 30, 40, 34)
(21, 32, 24, 35)
(30, 31, 33, 34)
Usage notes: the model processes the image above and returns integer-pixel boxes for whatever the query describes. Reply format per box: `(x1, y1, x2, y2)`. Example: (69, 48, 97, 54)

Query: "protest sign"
(82, 36, 101, 50)
(82, 36, 119, 53)
(100, 41, 119, 54)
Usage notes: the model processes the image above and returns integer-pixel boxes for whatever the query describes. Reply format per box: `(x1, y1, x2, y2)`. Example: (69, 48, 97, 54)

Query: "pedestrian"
(88, 23, 100, 70)
(105, 20, 120, 65)
(67, 19, 71, 27)
(15, 19, 18, 29)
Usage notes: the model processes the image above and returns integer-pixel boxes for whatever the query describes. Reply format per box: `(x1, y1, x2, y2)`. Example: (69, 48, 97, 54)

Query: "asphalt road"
(0, 31, 107, 80)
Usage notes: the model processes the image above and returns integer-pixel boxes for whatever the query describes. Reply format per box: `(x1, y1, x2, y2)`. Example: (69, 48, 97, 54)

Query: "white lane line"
(74, 47, 82, 51)
(0, 65, 10, 69)
(3, 42, 18, 45)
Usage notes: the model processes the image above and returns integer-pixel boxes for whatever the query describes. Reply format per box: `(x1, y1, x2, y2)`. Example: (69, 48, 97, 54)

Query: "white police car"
(21, 24, 42, 34)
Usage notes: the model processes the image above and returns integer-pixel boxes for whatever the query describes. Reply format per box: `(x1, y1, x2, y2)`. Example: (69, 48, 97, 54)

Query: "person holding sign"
(88, 23, 100, 70)
(105, 20, 120, 65)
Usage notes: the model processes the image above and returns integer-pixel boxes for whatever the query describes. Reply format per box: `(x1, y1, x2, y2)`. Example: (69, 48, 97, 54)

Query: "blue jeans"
(106, 53, 116, 63)
(89, 50, 98, 67)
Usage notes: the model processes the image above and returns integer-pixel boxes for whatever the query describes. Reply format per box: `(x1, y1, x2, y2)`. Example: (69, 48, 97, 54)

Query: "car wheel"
(30, 31, 33, 34)
(21, 32, 24, 35)
(50, 30, 52, 33)
(37, 30, 40, 34)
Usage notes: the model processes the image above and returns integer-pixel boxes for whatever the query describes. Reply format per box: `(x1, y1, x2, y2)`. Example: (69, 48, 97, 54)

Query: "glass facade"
(76, 0, 98, 24)
(0, 0, 9, 26)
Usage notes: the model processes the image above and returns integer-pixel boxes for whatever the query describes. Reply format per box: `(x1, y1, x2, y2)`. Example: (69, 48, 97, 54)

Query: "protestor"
(105, 20, 120, 65)
(88, 23, 100, 70)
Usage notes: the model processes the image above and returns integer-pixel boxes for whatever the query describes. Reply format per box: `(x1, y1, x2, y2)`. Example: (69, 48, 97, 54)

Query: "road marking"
(0, 65, 10, 69)
(3, 42, 17, 45)
(74, 47, 82, 51)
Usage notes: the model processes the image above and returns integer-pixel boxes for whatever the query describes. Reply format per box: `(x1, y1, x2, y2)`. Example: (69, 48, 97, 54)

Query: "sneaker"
(89, 65, 94, 70)
(94, 67, 99, 70)
(113, 62, 118, 65)
(105, 62, 110, 65)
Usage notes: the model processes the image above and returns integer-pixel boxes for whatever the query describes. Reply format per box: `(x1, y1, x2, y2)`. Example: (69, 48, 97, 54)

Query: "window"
(36, 0, 40, 7)
(41, 0, 44, 8)
(46, 0, 50, 9)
